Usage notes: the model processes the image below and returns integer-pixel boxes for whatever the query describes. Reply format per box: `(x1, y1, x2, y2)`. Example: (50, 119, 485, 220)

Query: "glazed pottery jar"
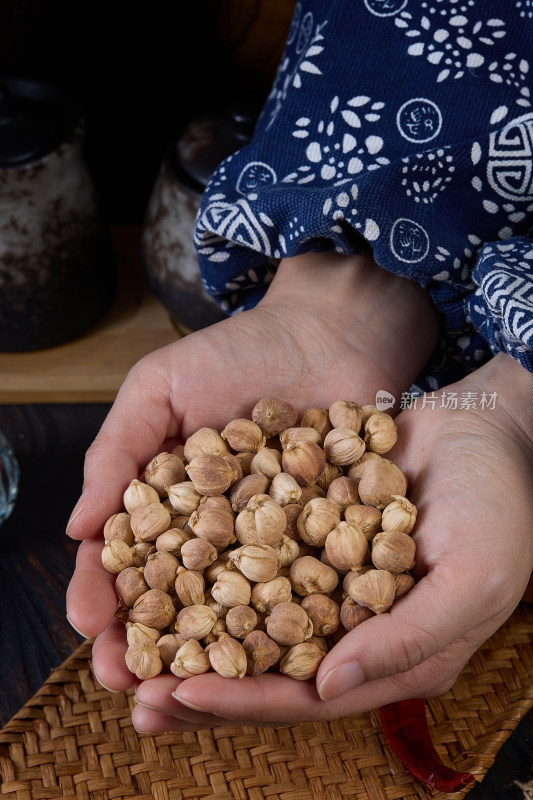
(0, 78, 115, 351)
(141, 103, 257, 332)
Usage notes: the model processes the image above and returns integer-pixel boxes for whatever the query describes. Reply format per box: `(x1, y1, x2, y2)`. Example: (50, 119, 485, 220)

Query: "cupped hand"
(131, 352, 533, 733)
(64, 250, 438, 709)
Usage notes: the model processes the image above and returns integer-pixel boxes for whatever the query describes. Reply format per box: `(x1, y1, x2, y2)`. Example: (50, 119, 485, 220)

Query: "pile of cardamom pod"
(101, 398, 417, 682)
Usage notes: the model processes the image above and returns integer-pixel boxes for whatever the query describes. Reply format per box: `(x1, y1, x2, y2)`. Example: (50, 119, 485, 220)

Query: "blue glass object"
(0, 428, 19, 525)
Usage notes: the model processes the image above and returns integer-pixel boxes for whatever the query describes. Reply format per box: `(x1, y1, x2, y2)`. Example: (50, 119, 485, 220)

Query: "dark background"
(0, 0, 293, 224)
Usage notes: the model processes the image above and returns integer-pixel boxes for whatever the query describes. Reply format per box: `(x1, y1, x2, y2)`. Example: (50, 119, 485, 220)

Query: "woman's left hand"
(132, 352, 533, 733)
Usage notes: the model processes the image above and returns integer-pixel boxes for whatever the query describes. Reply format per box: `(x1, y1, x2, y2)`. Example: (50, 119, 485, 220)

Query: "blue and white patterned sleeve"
(193, 0, 533, 389)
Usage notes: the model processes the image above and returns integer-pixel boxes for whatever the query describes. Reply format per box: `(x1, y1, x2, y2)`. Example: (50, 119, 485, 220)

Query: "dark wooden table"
(0, 403, 532, 799)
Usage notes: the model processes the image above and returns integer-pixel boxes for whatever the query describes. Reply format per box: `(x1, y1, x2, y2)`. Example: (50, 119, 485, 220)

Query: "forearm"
(259, 251, 440, 402)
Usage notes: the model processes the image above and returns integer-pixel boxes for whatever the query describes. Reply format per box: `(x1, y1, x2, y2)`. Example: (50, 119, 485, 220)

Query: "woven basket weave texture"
(1, 604, 532, 800)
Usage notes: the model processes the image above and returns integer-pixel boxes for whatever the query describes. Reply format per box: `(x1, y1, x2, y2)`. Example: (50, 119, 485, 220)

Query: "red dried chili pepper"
(379, 698, 475, 792)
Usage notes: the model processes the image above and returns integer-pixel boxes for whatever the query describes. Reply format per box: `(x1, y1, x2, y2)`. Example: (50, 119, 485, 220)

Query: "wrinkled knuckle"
(388, 626, 439, 677)
(84, 429, 115, 468)
(125, 354, 153, 383)
(391, 636, 425, 675)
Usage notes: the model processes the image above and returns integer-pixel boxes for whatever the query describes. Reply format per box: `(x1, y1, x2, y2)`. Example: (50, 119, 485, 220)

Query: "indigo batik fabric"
(194, 0, 533, 388)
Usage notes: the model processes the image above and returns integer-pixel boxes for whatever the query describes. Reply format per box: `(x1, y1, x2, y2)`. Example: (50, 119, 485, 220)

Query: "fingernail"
(132, 726, 176, 735)
(171, 692, 208, 712)
(66, 491, 87, 536)
(317, 662, 365, 701)
(92, 667, 119, 693)
(66, 615, 89, 638)
(133, 698, 161, 712)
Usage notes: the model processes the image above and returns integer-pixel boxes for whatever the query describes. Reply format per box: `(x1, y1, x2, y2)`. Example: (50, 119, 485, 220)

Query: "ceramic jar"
(0, 78, 115, 351)
(142, 104, 257, 332)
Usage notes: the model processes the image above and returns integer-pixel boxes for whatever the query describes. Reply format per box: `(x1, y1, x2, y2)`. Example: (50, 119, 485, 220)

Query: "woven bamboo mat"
(1, 604, 532, 800)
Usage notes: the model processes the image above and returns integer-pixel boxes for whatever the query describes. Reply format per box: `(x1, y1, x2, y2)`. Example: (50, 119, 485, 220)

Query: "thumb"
(316, 567, 481, 701)
(66, 360, 176, 540)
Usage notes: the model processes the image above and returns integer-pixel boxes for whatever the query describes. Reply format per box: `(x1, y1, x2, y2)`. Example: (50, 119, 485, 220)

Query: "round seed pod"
(358, 458, 407, 510)
(279, 642, 326, 680)
(230, 474, 270, 512)
(281, 441, 326, 487)
(340, 597, 374, 631)
(180, 538, 218, 570)
(273, 535, 300, 568)
(299, 408, 333, 445)
(211, 570, 252, 608)
(250, 447, 282, 479)
(125, 640, 162, 679)
(123, 479, 160, 514)
(115, 567, 149, 608)
(370, 531, 416, 574)
(324, 521, 369, 572)
(297, 497, 340, 547)
(347, 569, 396, 614)
(176, 605, 217, 640)
(228, 543, 280, 583)
(166, 481, 202, 515)
(186, 454, 237, 496)
(144, 452, 186, 497)
(235, 493, 286, 547)
(266, 601, 314, 646)
(189, 502, 236, 550)
(102, 539, 135, 574)
(395, 572, 415, 600)
(143, 551, 179, 592)
(323, 428, 365, 466)
(364, 412, 398, 455)
(104, 512, 134, 545)
(300, 594, 340, 637)
(250, 576, 292, 615)
(243, 630, 281, 676)
(175, 567, 205, 606)
(343, 504, 382, 541)
(326, 476, 360, 512)
(328, 400, 363, 432)
(346, 451, 382, 483)
(289, 556, 339, 597)
(225, 605, 258, 639)
(207, 637, 247, 678)
(130, 503, 171, 543)
(269, 472, 302, 506)
(171, 639, 211, 678)
(252, 397, 298, 438)
(381, 495, 417, 533)
(126, 622, 160, 646)
(183, 428, 229, 462)
(155, 528, 193, 556)
(129, 589, 176, 628)
(221, 419, 266, 453)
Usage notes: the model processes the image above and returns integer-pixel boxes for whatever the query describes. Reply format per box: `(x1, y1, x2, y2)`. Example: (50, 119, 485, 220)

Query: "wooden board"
(0, 227, 183, 403)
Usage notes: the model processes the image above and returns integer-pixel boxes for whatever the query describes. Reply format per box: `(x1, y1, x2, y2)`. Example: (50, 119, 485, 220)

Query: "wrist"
(259, 251, 440, 398)
(464, 353, 533, 449)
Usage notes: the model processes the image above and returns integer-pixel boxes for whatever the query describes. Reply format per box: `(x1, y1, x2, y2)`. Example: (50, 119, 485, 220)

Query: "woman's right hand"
(65, 250, 439, 696)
